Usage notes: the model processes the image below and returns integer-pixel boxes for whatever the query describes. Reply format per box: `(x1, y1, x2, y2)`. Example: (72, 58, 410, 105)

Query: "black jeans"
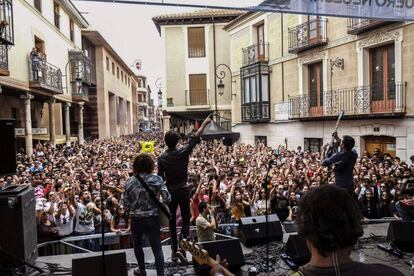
(131, 216, 164, 276)
(169, 189, 191, 255)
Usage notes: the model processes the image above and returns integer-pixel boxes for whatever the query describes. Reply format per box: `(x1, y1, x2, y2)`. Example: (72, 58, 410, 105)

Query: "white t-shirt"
(74, 202, 95, 234)
(56, 211, 74, 237)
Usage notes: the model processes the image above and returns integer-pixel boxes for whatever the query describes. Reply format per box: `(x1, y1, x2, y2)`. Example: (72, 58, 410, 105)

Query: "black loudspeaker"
(72, 252, 127, 276)
(285, 234, 311, 265)
(0, 119, 16, 176)
(193, 234, 245, 274)
(239, 214, 283, 246)
(387, 221, 414, 252)
(0, 185, 37, 266)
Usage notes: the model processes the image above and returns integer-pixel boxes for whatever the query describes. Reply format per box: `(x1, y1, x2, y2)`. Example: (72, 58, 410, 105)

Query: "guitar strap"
(134, 174, 171, 220)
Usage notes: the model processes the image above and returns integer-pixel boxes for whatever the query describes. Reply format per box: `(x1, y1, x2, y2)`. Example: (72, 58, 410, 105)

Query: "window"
(308, 62, 323, 116)
(112, 62, 115, 75)
(189, 74, 207, 105)
(256, 23, 266, 61)
(54, 1, 60, 29)
(188, 27, 205, 58)
(106, 57, 110, 71)
(255, 136, 267, 146)
(34, 36, 45, 54)
(370, 43, 395, 111)
(241, 63, 270, 122)
(121, 71, 124, 82)
(117, 67, 119, 79)
(70, 20, 75, 42)
(138, 94, 143, 102)
(34, 0, 42, 12)
(138, 79, 142, 87)
(305, 138, 323, 153)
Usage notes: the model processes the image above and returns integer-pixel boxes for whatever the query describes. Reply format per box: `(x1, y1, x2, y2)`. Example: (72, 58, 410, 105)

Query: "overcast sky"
(73, 1, 194, 102)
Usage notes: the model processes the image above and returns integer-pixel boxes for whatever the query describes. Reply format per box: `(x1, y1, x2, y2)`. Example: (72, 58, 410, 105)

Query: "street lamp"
(217, 79, 225, 96)
(155, 77, 162, 107)
(215, 63, 235, 125)
(75, 74, 82, 93)
(215, 63, 235, 98)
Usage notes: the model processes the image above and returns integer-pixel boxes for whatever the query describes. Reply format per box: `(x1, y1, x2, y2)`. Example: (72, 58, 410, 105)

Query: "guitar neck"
(180, 240, 234, 276)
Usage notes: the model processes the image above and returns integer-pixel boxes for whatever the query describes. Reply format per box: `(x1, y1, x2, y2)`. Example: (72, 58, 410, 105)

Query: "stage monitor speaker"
(0, 119, 16, 176)
(72, 252, 127, 276)
(193, 234, 245, 274)
(285, 234, 311, 265)
(239, 214, 283, 247)
(387, 221, 414, 252)
(0, 185, 37, 266)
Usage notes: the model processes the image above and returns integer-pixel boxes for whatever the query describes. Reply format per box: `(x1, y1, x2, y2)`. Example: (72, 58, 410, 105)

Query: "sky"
(72, 1, 194, 102)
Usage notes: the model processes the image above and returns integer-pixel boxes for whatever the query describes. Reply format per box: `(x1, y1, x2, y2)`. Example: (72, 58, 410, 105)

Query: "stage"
(35, 223, 412, 275)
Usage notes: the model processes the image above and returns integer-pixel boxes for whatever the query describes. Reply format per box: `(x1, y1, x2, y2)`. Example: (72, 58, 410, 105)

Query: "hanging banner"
(78, 0, 414, 21)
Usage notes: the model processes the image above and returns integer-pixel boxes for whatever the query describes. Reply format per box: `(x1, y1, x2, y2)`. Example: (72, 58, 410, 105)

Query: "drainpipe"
(281, 13, 285, 102)
(213, 16, 219, 122)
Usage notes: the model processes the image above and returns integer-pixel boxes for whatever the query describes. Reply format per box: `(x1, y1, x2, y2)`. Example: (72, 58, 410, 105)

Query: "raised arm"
(195, 114, 213, 138)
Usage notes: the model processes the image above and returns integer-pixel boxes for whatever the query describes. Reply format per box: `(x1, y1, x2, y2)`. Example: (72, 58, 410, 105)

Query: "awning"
(201, 120, 240, 145)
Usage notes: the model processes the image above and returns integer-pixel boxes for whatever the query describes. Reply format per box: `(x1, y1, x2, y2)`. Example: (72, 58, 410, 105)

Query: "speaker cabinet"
(387, 221, 414, 252)
(239, 214, 283, 247)
(285, 234, 311, 265)
(0, 119, 16, 176)
(72, 252, 127, 276)
(0, 186, 37, 266)
(193, 234, 245, 274)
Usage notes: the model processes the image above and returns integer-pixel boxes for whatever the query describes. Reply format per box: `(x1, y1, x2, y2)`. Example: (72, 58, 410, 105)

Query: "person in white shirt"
(55, 201, 75, 237)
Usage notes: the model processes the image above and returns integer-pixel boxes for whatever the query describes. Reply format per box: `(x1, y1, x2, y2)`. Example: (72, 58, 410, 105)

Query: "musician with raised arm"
(321, 135, 358, 193)
(157, 114, 213, 264)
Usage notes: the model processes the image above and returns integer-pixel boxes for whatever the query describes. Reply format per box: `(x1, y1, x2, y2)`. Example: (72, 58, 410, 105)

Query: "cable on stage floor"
(243, 241, 289, 273)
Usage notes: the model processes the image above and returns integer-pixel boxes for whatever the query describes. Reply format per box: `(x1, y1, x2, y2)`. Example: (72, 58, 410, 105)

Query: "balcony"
(68, 50, 91, 85)
(242, 43, 269, 66)
(71, 83, 89, 102)
(288, 82, 407, 120)
(28, 59, 63, 94)
(242, 102, 270, 123)
(347, 19, 394, 35)
(288, 18, 327, 54)
(185, 89, 210, 106)
(0, 44, 9, 76)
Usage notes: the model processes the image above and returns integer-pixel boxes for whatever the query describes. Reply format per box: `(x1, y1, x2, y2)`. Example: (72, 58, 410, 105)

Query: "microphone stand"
(262, 160, 274, 272)
(98, 172, 106, 276)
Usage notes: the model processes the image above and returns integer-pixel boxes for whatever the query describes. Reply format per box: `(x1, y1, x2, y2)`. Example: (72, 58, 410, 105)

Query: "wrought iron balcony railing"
(242, 102, 270, 122)
(242, 43, 269, 66)
(185, 89, 210, 106)
(288, 18, 327, 54)
(28, 59, 63, 94)
(288, 82, 407, 119)
(347, 18, 394, 35)
(0, 44, 9, 76)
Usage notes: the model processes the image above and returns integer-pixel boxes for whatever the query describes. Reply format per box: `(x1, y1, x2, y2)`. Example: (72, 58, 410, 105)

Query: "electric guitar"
(179, 239, 234, 276)
(325, 110, 345, 158)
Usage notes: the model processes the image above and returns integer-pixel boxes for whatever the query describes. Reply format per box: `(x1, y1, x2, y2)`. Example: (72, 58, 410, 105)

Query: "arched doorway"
(364, 136, 396, 157)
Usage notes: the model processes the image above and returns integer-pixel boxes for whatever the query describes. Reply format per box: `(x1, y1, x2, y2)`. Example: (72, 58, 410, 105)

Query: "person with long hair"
(110, 204, 131, 249)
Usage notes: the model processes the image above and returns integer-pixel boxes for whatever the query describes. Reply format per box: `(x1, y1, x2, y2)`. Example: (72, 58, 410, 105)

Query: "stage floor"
(36, 223, 412, 275)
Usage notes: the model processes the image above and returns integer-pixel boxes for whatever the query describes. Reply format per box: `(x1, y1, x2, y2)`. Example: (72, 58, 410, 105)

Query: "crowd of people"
(1, 128, 414, 248)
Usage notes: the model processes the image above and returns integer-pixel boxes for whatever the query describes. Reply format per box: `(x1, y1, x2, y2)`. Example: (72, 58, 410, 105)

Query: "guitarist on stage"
(321, 134, 358, 194)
